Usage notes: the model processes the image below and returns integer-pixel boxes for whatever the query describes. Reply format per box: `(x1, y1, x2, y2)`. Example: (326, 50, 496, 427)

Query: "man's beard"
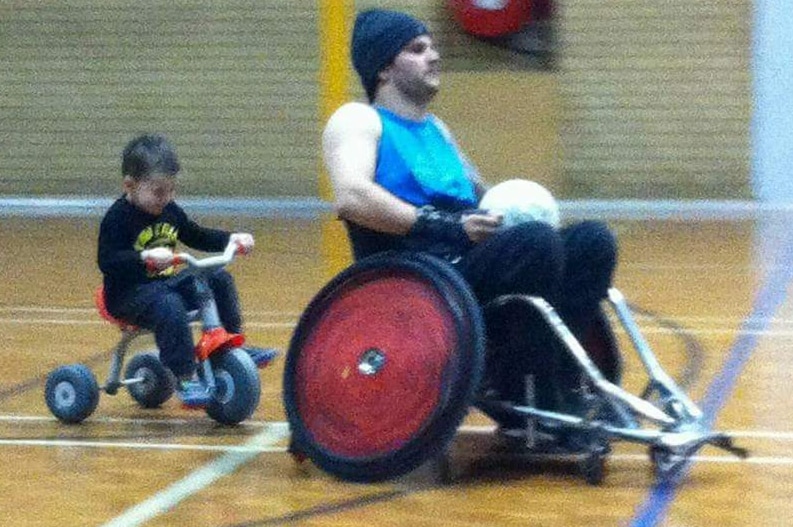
(401, 77, 439, 105)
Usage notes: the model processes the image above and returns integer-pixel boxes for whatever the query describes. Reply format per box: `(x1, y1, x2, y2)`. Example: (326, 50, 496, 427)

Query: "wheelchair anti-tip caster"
(581, 449, 608, 485)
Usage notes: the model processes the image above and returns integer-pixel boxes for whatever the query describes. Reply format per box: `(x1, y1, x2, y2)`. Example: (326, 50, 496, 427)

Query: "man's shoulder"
(326, 102, 381, 134)
(333, 101, 378, 118)
(323, 102, 383, 153)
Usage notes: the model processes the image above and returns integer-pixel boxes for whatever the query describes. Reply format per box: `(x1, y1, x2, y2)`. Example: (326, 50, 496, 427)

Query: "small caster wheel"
(288, 438, 307, 464)
(582, 452, 607, 485)
(435, 452, 454, 485)
(649, 445, 684, 482)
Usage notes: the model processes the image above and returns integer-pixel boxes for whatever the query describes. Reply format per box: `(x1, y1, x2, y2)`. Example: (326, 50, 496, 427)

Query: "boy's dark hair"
(121, 133, 181, 180)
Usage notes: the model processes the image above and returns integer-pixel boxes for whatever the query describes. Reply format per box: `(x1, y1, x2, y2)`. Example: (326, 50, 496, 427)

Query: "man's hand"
(230, 232, 255, 254)
(461, 212, 503, 243)
(140, 247, 174, 272)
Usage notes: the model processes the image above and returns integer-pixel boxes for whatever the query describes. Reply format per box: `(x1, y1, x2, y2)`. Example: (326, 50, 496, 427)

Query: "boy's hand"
(230, 232, 255, 254)
(140, 247, 174, 272)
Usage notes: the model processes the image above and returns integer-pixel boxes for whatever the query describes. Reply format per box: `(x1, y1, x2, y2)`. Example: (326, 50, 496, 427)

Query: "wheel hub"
(55, 381, 76, 407)
(357, 348, 386, 376)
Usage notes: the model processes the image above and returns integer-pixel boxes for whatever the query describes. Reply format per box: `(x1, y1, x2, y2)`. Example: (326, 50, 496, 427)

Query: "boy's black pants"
(110, 269, 242, 378)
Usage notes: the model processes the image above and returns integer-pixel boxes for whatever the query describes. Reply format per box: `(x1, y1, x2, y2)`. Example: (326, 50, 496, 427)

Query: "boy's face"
(124, 173, 176, 216)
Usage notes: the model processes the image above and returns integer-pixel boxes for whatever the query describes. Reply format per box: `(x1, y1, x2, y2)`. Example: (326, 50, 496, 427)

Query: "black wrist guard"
(406, 205, 472, 257)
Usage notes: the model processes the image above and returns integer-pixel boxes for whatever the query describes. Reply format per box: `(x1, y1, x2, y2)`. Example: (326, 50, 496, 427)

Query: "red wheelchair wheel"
(284, 252, 485, 482)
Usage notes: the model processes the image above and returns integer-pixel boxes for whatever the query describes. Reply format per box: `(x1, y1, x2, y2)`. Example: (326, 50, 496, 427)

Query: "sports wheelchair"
(44, 241, 261, 426)
(283, 252, 747, 485)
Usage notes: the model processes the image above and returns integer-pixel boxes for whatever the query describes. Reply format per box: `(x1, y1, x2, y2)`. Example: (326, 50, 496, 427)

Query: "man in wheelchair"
(321, 9, 618, 444)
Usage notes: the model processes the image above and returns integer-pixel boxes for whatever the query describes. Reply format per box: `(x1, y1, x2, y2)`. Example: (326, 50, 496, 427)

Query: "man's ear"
(378, 65, 392, 84)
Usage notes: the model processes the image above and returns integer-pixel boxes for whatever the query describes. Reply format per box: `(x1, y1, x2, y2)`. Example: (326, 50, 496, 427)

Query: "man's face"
(383, 34, 441, 103)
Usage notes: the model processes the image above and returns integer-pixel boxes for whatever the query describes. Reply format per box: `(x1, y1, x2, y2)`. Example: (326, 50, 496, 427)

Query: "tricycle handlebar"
(173, 240, 243, 269)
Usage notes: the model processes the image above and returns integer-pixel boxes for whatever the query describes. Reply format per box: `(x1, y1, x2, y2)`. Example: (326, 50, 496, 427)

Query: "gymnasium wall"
(0, 0, 752, 200)
(557, 0, 752, 199)
(1, 0, 320, 197)
(374, 0, 752, 200)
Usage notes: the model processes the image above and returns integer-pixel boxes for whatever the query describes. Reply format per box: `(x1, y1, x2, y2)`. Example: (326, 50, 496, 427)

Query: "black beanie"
(351, 9, 429, 102)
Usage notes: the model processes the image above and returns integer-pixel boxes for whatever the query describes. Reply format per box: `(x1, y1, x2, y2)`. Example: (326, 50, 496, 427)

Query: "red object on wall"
(448, 0, 532, 38)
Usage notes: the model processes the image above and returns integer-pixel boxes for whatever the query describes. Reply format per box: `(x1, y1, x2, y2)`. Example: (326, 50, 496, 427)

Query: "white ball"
(479, 179, 561, 229)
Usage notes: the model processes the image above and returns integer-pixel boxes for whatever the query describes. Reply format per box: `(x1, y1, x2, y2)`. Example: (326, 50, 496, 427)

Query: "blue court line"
(630, 221, 793, 527)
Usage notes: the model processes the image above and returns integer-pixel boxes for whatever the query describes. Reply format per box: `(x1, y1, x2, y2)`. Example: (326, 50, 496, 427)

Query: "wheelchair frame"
(477, 289, 747, 483)
(283, 251, 746, 485)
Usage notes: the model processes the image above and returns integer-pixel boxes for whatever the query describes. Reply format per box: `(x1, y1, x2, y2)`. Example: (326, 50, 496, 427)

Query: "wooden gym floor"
(1, 213, 791, 526)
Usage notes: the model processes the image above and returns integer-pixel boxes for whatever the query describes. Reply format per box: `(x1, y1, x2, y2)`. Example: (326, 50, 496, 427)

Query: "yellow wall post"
(318, 0, 354, 278)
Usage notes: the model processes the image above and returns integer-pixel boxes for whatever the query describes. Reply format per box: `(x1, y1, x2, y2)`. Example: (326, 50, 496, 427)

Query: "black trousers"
(453, 220, 617, 421)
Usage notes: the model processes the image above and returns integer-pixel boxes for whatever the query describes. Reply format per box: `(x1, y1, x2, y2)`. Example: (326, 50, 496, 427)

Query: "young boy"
(97, 133, 278, 408)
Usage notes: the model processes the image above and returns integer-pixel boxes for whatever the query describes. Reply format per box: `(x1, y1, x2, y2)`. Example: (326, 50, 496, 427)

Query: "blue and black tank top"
(346, 106, 479, 260)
